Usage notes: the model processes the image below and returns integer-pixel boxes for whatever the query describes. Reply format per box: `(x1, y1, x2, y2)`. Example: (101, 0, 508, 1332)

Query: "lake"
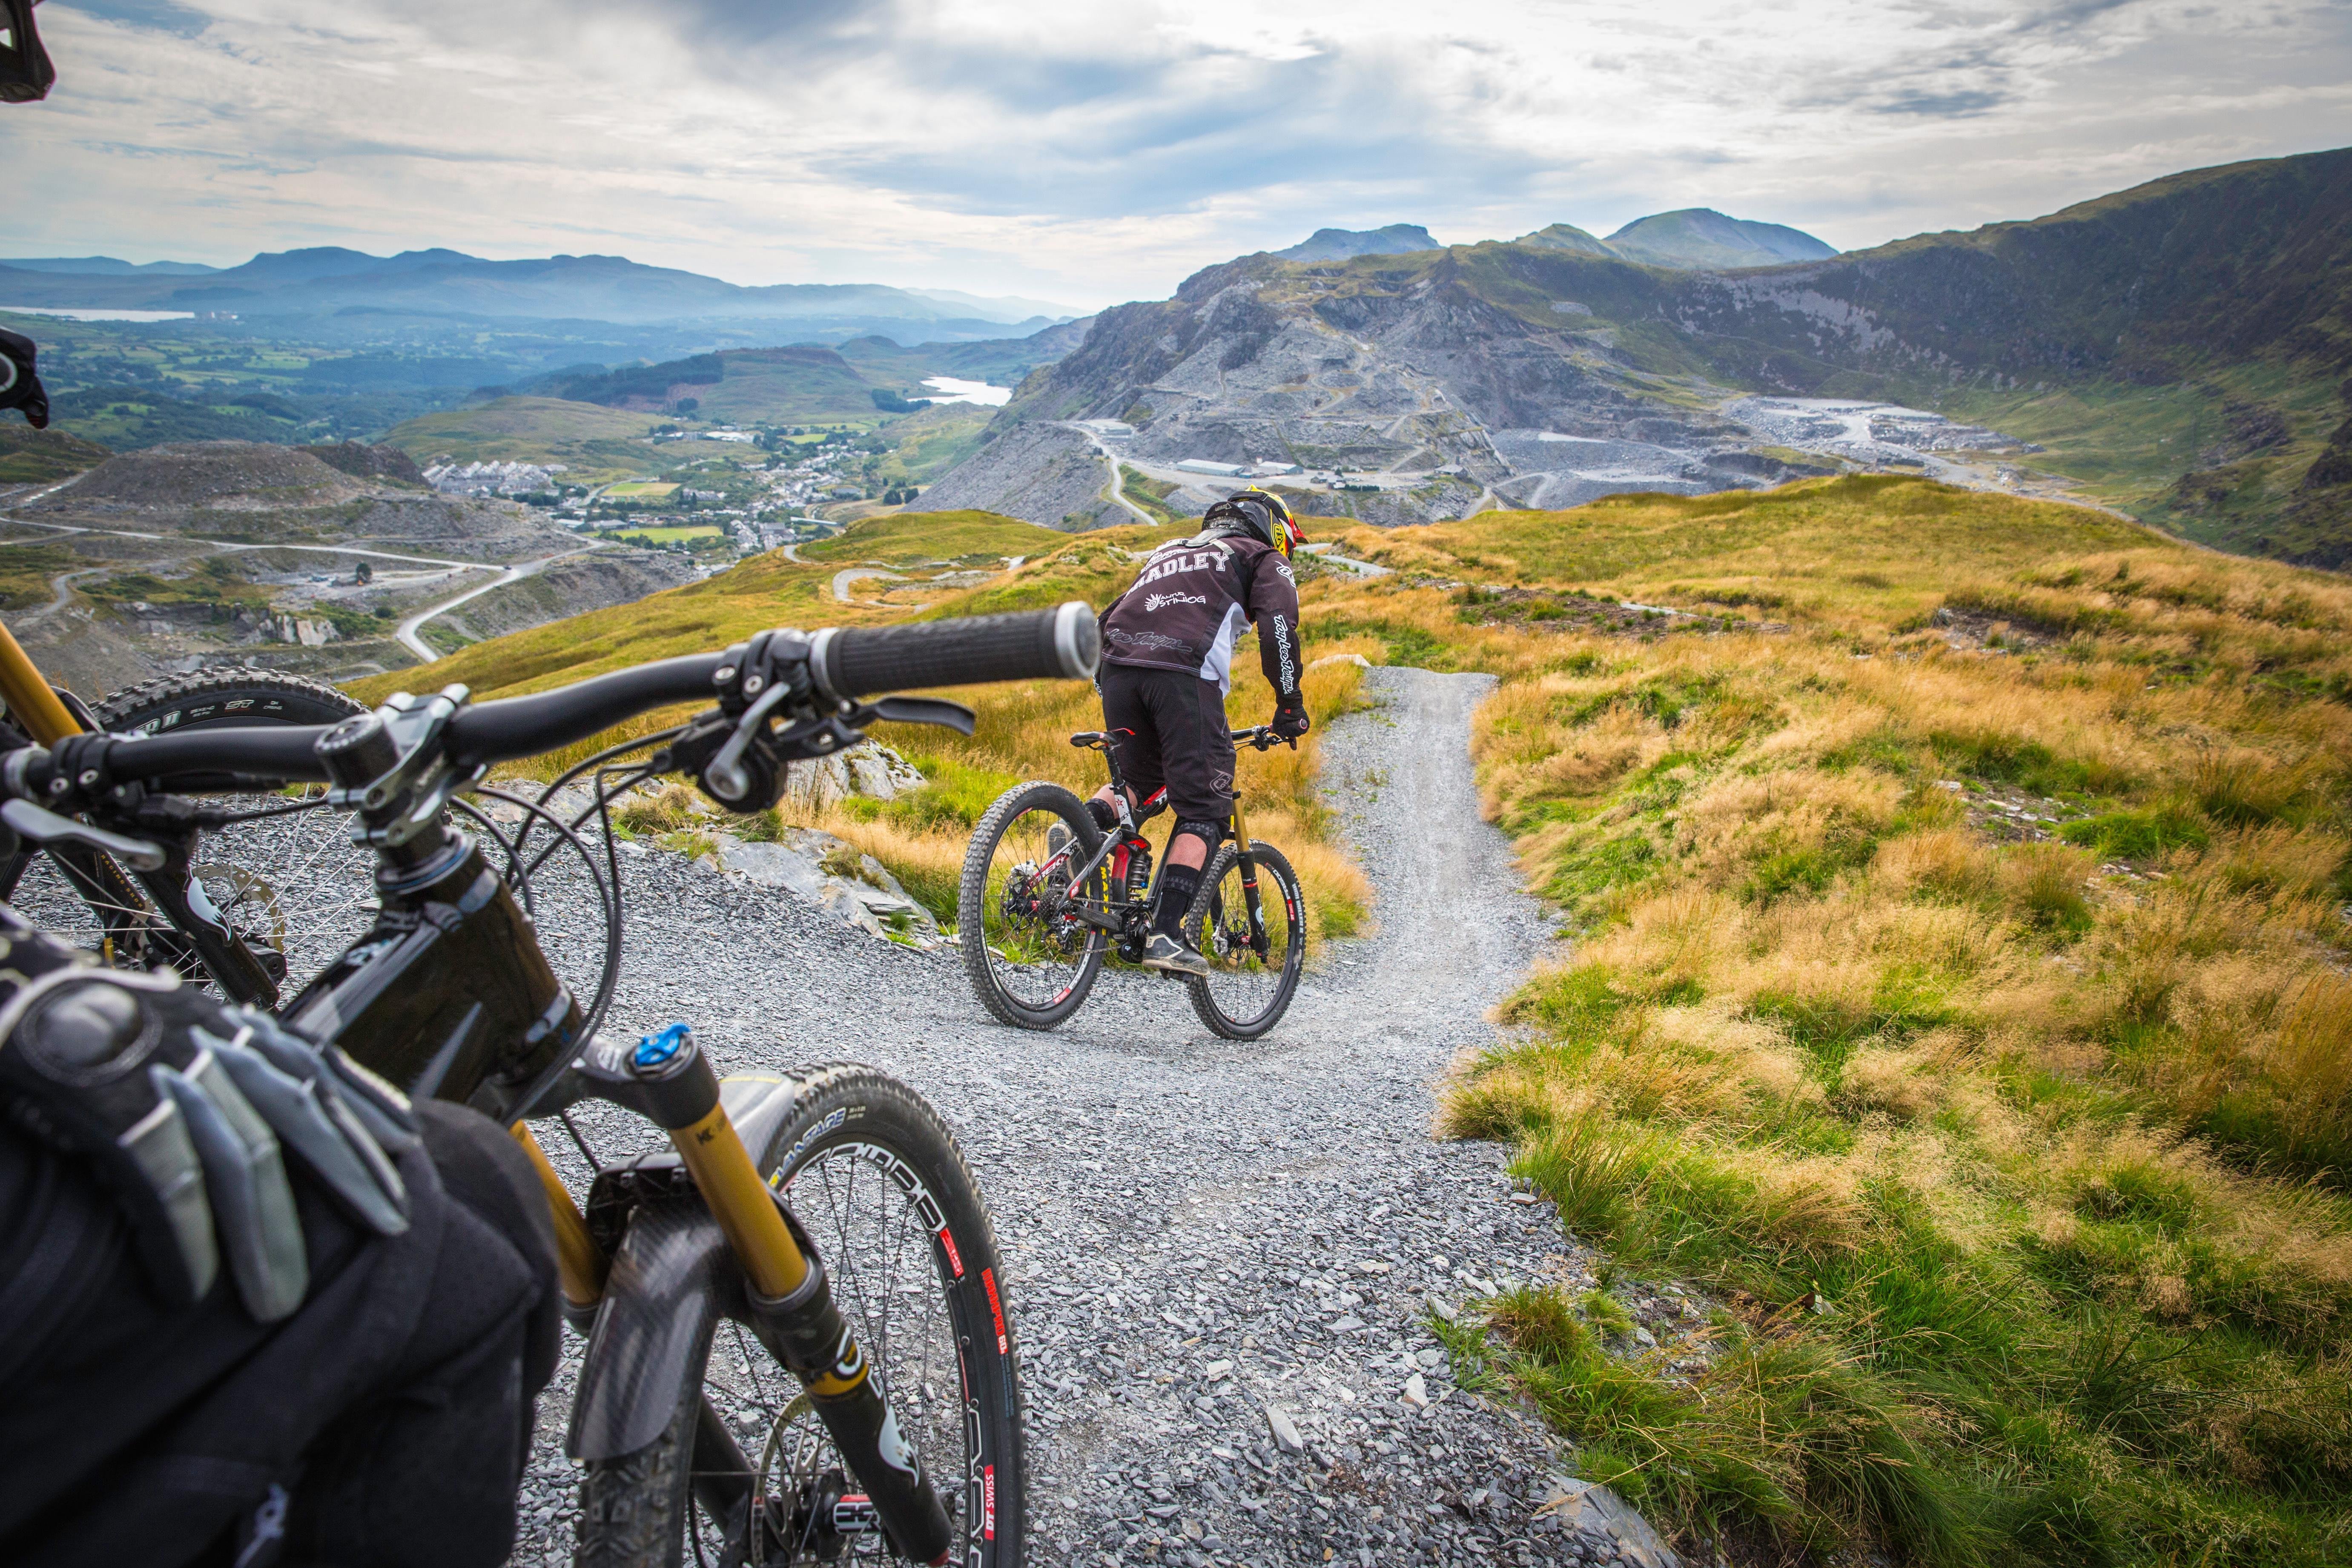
(920, 376, 1011, 407)
(0, 306, 197, 322)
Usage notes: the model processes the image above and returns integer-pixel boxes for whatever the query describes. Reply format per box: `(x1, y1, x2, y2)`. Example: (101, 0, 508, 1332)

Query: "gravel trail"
(481, 667, 1610, 1564)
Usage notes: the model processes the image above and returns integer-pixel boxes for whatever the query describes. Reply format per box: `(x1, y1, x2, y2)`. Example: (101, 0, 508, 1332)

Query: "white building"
(422, 459, 565, 497)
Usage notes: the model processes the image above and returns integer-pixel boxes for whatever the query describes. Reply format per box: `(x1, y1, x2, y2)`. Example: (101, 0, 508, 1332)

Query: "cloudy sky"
(6, 0, 2348, 310)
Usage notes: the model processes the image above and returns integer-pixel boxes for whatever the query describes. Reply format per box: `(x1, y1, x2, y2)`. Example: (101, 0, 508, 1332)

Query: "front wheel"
(575, 1066, 1024, 1567)
(956, 782, 1108, 1031)
(1185, 840, 1305, 1040)
(0, 668, 372, 1000)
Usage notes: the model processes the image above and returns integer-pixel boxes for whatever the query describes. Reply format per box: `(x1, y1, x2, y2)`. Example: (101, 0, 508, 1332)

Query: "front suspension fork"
(1229, 794, 1271, 958)
(516, 1030, 955, 1565)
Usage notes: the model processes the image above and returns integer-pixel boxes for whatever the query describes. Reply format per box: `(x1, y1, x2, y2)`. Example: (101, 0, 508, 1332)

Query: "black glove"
(1271, 692, 1311, 740)
(0, 915, 417, 1320)
(0, 327, 50, 429)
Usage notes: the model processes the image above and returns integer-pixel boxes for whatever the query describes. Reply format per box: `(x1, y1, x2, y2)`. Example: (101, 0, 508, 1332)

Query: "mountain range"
(921, 147, 2352, 567)
(0, 248, 1081, 337)
(1269, 210, 1840, 272)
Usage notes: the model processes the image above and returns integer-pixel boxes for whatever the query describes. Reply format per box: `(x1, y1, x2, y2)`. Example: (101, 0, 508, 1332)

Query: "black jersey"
(1099, 530, 1302, 698)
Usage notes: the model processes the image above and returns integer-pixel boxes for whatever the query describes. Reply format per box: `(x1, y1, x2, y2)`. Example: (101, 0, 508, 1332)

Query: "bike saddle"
(1068, 730, 1105, 748)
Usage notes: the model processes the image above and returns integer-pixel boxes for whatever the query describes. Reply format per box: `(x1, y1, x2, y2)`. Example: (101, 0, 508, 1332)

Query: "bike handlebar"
(812, 602, 1097, 704)
(48, 605, 1099, 791)
(1230, 725, 1297, 752)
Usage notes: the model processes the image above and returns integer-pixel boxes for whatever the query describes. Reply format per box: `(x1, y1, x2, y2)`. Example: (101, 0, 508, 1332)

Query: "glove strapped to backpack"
(0, 917, 416, 1321)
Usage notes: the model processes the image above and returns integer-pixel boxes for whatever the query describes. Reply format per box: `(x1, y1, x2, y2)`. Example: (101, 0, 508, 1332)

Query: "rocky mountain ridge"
(924, 147, 2352, 562)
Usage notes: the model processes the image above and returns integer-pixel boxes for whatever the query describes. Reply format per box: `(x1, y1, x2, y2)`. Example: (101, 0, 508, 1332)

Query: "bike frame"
(0, 622, 287, 1003)
(273, 752, 956, 1561)
(1055, 726, 1274, 960)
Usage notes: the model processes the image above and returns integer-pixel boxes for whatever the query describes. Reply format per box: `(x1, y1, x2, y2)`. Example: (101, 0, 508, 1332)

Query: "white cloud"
(6, 0, 2346, 307)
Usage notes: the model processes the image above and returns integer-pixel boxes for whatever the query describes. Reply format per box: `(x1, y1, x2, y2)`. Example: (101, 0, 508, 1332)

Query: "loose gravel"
(109, 668, 1650, 1564)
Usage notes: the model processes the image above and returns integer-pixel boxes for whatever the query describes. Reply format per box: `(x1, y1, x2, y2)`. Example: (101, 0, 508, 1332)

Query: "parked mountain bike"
(0, 601, 1102, 1566)
(956, 725, 1305, 1040)
(0, 621, 375, 1003)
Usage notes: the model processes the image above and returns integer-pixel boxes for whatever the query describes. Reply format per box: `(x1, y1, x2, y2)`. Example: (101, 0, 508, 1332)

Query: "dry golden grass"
(1332, 478, 2352, 1564)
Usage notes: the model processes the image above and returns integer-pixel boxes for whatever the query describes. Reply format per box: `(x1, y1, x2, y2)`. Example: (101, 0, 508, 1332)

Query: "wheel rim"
(5, 789, 376, 999)
(1196, 851, 1300, 1029)
(189, 791, 378, 995)
(973, 805, 1102, 1015)
(698, 1138, 978, 1564)
(4, 853, 156, 961)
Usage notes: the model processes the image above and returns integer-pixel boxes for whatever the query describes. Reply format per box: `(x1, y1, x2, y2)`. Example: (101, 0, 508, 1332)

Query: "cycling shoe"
(1139, 932, 1209, 977)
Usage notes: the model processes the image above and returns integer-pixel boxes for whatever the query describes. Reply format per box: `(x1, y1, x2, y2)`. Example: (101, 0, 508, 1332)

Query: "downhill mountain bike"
(0, 601, 1103, 1566)
(0, 621, 374, 1003)
(956, 725, 1305, 1040)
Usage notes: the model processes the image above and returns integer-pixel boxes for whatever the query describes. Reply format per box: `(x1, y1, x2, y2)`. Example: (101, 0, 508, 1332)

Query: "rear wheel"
(575, 1066, 1024, 1568)
(956, 782, 1109, 1030)
(1185, 840, 1305, 1040)
(0, 669, 374, 998)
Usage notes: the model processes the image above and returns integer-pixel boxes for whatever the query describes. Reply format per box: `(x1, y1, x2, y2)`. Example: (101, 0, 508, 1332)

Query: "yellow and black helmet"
(1203, 488, 1305, 557)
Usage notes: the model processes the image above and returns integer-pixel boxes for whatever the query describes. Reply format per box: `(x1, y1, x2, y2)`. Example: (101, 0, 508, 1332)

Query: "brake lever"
(0, 797, 166, 870)
(866, 696, 976, 736)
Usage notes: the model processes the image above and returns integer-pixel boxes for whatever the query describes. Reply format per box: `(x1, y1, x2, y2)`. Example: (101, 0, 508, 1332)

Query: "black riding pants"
(1097, 659, 1235, 834)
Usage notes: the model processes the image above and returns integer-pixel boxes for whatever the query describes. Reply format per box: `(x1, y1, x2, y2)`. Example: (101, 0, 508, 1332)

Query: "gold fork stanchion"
(511, 1122, 610, 1309)
(0, 620, 82, 744)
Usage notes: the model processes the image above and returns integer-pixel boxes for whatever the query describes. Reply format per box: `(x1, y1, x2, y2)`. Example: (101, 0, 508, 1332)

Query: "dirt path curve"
(509, 667, 1605, 1566)
(392, 545, 599, 660)
(1067, 421, 1158, 525)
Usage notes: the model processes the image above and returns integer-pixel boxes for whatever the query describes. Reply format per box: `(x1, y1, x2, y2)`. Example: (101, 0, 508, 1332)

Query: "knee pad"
(1086, 797, 1118, 832)
(1173, 817, 1227, 847)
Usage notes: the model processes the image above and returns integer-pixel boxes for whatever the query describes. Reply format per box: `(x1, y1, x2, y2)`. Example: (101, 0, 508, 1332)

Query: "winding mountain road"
(391, 545, 599, 660)
(1067, 422, 1160, 525)
(0, 495, 603, 665)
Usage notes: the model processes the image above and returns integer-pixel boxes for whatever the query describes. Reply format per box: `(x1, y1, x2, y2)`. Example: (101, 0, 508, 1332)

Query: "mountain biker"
(0, 905, 561, 1567)
(1091, 487, 1308, 975)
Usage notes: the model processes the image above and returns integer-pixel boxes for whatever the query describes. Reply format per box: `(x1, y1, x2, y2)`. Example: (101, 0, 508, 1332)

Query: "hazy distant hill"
(1513, 224, 1617, 258)
(2, 256, 220, 276)
(1268, 214, 1835, 270)
(1602, 208, 1839, 269)
(523, 329, 1074, 426)
(0, 248, 1072, 337)
(1275, 225, 1440, 261)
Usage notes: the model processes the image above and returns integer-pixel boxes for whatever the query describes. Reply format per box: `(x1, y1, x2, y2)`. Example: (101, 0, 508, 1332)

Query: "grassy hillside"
(0, 423, 110, 484)
(1282, 478, 2352, 1565)
(663, 347, 876, 425)
(382, 396, 669, 480)
(800, 508, 1064, 567)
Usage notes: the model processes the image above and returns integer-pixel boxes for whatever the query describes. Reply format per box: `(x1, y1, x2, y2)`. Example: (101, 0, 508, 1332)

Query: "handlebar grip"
(809, 602, 1099, 700)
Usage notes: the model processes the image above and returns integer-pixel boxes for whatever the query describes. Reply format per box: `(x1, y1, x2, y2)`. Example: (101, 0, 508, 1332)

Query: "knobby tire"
(1184, 840, 1305, 1040)
(574, 1065, 1024, 1568)
(956, 782, 1107, 1031)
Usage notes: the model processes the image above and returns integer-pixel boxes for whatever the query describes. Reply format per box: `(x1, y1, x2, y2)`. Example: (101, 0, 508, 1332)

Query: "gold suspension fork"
(626, 1027, 955, 1562)
(0, 618, 180, 977)
(511, 1123, 610, 1311)
(0, 619, 82, 742)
